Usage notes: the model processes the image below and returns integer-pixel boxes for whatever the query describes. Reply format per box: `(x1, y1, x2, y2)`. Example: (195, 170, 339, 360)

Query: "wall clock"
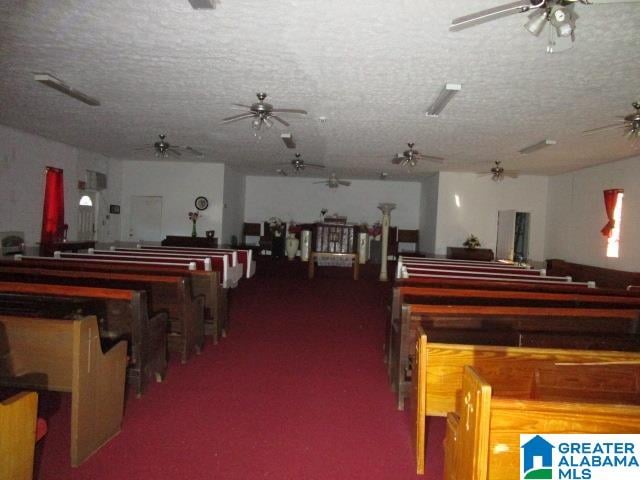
(195, 196, 209, 211)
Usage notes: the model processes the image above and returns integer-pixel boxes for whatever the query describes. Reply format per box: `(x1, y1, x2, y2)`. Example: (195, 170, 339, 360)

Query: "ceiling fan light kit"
(519, 138, 557, 154)
(281, 133, 296, 149)
(34, 73, 100, 106)
(187, 0, 215, 9)
(425, 83, 462, 117)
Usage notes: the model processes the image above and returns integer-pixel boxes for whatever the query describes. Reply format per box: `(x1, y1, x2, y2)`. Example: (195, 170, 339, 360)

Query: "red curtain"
(600, 188, 623, 237)
(40, 167, 65, 246)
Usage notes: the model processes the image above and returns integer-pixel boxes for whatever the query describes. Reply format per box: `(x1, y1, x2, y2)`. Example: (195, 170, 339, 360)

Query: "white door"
(78, 192, 96, 241)
(129, 196, 163, 242)
(496, 209, 516, 261)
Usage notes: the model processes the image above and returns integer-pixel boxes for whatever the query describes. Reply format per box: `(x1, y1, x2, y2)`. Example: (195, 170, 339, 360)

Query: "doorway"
(78, 192, 97, 241)
(496, 210, 530, 262)
(129, 196, 163, 242)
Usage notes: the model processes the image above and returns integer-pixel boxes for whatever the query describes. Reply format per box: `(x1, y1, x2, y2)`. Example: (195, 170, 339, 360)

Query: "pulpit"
(308, 223, 360, 279)
(313, 223, 358, 254)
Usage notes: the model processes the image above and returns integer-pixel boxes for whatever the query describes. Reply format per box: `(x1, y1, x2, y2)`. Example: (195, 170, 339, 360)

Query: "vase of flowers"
(286, 223, 302, 260)
(463, 234, 481, 250)
(188, 211, 199, 237)
(268, 216, 285, 258)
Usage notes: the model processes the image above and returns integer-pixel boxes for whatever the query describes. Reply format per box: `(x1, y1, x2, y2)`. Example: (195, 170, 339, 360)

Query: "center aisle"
(40, 257, 444, 479)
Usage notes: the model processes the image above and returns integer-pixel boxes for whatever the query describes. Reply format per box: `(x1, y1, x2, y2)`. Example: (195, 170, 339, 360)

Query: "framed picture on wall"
(109, 204, 121, 214)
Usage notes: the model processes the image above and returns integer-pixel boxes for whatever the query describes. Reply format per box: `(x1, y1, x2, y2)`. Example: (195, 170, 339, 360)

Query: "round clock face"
(195, 196, 209, 211)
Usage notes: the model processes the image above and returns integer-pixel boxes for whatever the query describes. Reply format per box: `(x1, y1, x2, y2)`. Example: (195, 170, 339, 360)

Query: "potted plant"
(463, 234, 481, 250)
(188, 211, 199, 237)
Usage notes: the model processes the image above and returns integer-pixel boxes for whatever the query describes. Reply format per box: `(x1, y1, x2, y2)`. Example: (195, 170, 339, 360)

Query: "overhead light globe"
(524, 10, 547, 36)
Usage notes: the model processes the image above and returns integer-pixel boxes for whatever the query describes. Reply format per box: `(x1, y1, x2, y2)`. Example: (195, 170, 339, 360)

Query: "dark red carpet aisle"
(35, 258, 444, 479)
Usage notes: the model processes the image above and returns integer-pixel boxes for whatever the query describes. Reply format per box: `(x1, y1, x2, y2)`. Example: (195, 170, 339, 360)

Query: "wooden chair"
(397, 229, 419, 253)
(242, 222, 261, 246)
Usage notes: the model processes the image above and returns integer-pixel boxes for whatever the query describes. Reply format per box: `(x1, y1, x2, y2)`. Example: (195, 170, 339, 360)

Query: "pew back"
(0, 391, 38, 480)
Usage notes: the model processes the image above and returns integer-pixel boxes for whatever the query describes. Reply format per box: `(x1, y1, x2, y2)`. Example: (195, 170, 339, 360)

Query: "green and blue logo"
(520, 434, 640, 480)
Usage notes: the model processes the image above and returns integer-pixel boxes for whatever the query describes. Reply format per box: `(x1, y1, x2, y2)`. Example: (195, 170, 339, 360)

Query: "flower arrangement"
(188, 211, 199, 237)
(463, 234, 481, 249)
(288, 222, 302, 237)
(268, 216, 285, 237)
(368, 222, 382, 239)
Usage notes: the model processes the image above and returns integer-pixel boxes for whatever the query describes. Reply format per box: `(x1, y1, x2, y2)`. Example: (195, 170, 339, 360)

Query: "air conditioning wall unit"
(86, 170, 107, 190)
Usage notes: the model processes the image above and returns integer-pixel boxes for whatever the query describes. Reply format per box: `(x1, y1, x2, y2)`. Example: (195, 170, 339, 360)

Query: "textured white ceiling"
(0, 0, 639, 180)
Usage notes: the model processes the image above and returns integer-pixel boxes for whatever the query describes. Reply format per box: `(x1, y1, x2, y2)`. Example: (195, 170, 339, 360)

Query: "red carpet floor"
(32, 258, 445, 479)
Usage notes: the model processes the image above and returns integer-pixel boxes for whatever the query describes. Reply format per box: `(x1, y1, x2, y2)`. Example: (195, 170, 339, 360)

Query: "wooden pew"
(444, 364, 640, 480)
(0, 391, 38, 480)
(411, 329, 640, 475)
(2, 256, 226, 340)
(0, 282, 166, 396)
(94, 248, 240, 287)
(398, 256, 529, 268)
(0, 314, 127, 466)
(392, 304, 640, 409)
(400, 265, 571, 282)
(0, 266, 205, 359)
(387, 286, 640, 385)
(135, 245, 256, 279)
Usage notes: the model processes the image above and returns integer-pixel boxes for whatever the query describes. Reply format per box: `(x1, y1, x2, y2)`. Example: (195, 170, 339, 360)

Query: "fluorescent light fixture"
(281, 133, 296, 149)
(426, 83, 462, 117)
(519, 139, 557, 154)
(188, 0, 215, 9)
(34, 73, 100, 106)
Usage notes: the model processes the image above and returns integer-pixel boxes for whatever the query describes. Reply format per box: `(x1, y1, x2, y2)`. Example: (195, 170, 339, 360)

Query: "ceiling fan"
(450, 1, 640, 53)
(481, 161, 519, 181)
(314, 173, 351, 189)
(277, 153, 325, 173)
(392, 143, 444, 168)
(583, 102, 640, 143)
(221, 92, 308, 132)
(134, 134, 203, 158)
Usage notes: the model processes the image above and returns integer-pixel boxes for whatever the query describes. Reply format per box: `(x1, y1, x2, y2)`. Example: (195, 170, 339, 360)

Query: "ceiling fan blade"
(504, 171, 520, 178)
(232, 103, 252, 109)
(338, 180, 351, 186)
(391, 156, 404, 165)
(583, 123, 626, 134)
(221, 113, 256, 123)
(271, 108, 308, 115)
(450, 0, 534, 31)
(415, 154, 445, 163)
(133, 146, 151, 151)
(167, 148, 182, 157)
(312, 180, 327, 184)
(184, 146, 203, 156)
(271, 115, 290, 127)
(304, 162, 325, 169)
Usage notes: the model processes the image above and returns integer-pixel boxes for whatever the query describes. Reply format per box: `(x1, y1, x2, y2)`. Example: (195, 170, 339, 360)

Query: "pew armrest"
(0, 391, 38, 480)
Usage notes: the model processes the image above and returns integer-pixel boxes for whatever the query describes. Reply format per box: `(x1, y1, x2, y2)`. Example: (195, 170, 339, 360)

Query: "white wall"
(545, 154, 640, 270)
(119, 160, 225, 243)
(222, 166, 246, 245)
(0, 124, 121, 249)
(244, 175, 422, 230)
(419, 173, 439, 255)
(435, 172, 549, 263)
